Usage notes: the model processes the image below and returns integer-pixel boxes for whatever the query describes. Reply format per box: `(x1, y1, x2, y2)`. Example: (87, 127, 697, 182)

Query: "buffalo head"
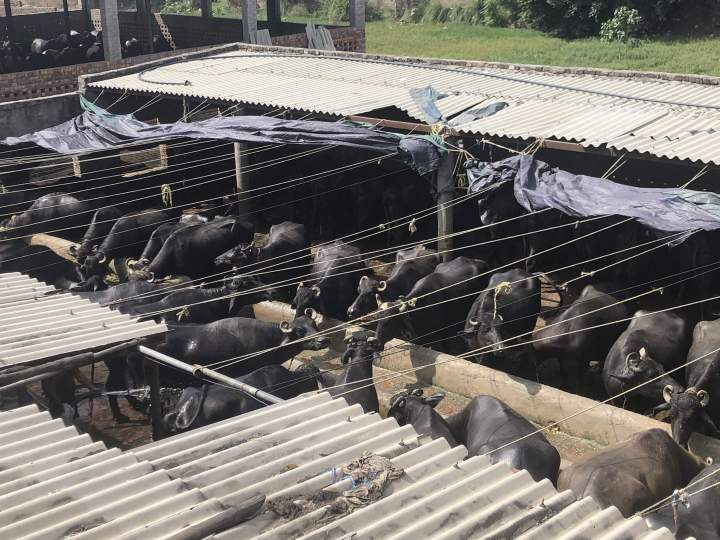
(374, 297, 419, 345)
(278, 308, 330, 351)
(214, 241, 259, 269)
(341, 333, 383, 366)
(80, 247, 108, 280)
(661, 386, 712, 448)
(291, 282, 324, 319)
(223, 274, 281, 314)
(387, 387, 445, 426)
(347, 275, 384, 320)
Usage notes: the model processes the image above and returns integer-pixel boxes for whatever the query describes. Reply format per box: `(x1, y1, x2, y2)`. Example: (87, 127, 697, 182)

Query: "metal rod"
(138, 345, 284, 404)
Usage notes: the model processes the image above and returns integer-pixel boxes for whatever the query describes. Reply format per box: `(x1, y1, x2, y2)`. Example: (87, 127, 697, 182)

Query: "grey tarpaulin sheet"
(1, 112, 443, 175)
(467, 155, 720, 234)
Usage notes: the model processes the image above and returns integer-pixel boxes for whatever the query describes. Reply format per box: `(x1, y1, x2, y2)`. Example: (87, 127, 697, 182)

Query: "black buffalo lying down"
(3, 193, 91, 241)
(163, 364, 320, 433)
(387, 390, 560, 484)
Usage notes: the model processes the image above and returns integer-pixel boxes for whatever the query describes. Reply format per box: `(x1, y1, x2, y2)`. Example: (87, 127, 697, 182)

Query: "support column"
(62, 0, 71, 34)
(200, 0, 212, 18)
(136, 0, 154, 54)
(145, 357, 164, 440)
(234, 142, 251, 217)
(266, 0, 280, 32)
(436, 150, 458, 262)
(241, 0, 257, 43)
(99, 0, 122, 61)
(3, 0, 14, 42)
(349, 0, 365, 29)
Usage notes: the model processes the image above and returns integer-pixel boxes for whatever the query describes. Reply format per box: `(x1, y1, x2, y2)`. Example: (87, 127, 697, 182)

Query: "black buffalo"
(558, 429, 706, 517)
(80, 208, 178, 281)
(463, 268, 540, 375)
(134, 217, 254, 280)
(163, 364, 320, 434)
(73, 277, 191, 309)
(388, 390, 560, 484)
(317, 333, 381, 413)
(215, 221, 309, 299)
(155, 309, 330, 381)
(347, 245, 440, 320)
(532, 284, 630, 392)
(659, 318, 720, 448)
(374, 256, 489, 354)
(645, 462, 720, 539)
(603, 310, 688, 409)
(0, 241, 82, 288)
(126, 221, 192, 272)
(122, 275, 279, 323)
(3, 193, 91, 241)
(71, 207, 123, 264)
(292, 240, 371, 321)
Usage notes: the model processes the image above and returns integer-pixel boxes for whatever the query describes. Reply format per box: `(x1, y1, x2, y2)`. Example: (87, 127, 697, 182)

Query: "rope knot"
(176, 305, 190, 321)
(493, 281, 512, 321)
(671, 488, 690, 527)
(161, 184, 173, 207)
(408, 218, 417, 235)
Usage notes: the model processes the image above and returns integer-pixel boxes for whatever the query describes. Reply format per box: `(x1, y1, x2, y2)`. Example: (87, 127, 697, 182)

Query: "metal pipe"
(138, 345, 284, 404)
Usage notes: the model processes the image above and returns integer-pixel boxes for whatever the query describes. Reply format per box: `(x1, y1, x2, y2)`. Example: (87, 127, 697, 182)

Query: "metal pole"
(145, 356, 163, 439)
(234, 142, 251, 216)
(138, 345, 284, 404)
(436, 148, 458, 262)
(3, 0, 14, 42)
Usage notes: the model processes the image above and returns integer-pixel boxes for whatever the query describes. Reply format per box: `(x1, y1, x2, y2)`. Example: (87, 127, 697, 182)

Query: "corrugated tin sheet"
(0, 272, 166, 367)
(0, 396, 672, 538)
(89, 50, 720, 164)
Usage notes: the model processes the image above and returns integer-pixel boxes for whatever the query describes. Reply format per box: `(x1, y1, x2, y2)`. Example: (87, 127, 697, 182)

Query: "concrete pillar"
(200, 0, 212, 18)
(241, 0, 257, 43)
(136, 0, 154, 53)
(99, 0, 122, 61)
(266, 0, 281, 30)
(234, 142, 251, 216)
(3, 0, 14, 42)
(62, 0, 71, 33)
(436, 150, 457, 262)
(349, 0, 365, 29)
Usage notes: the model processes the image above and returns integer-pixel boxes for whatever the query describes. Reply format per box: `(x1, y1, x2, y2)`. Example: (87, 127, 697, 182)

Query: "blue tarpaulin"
(467, 155, 720, 234)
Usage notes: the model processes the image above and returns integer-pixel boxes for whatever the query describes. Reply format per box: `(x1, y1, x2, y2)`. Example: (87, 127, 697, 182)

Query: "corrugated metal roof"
(88, 49, 720, 164)
(0, 396, 672, 538)
(0, 272, 166, 367)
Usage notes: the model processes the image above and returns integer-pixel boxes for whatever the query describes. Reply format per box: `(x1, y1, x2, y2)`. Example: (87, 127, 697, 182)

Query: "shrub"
(600, 6, 643, 44)
(483, 0, 521, 26)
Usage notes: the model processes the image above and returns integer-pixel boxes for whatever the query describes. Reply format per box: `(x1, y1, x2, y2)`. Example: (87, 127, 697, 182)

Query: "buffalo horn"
(311, 285, 321, 297)
(410, 388, 423, 397)
(360, 275, 368, 283)
(406, 298, 417, 308)
(147, 271, 156, 283)
(304, 307, 319, 321)
(469, 317, 479, 327)
(377, 280, 387, 292)
(96, 252, 107, 264)
(280, 321, 292, 333)
(127, 259, 138, 270)
(663, 385, 674, 403)
(698, 389, 710, 407)
(639, 347, 647, 359)
(626, 352, 642, 372)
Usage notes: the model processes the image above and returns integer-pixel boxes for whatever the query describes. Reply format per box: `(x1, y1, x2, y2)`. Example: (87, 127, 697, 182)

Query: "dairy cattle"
(645, 463, 720, 539)
(659, 318, 720, 448)
(0, 241, 81, 288)
(73, 277, 190, 308)
(80, 208, 178, 281)
(558, 429, 706, 517)
(532, 285, 629, 392)
(163, 364, 320, 433)
(463, 268, 540, 376)
(156, 309, 329, 381)
(71, 207, 123, 264)
(317, 333, 381, 413)
(603, 310, 688, 409)
(374, 256, 489, 354)
(347, 245, 440, 320)
(292, 240, 371, 321)
(3, 193, 91, 241)
(388, 390, 560, 484)
(123, 275, 279, 323)
(126, 221, 193, 272)
(133, 217, 254, 280)
(215, 221, 309, 298)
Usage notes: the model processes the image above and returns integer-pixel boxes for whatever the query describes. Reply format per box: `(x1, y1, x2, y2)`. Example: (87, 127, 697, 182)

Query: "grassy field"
(366, 21, 720, 76)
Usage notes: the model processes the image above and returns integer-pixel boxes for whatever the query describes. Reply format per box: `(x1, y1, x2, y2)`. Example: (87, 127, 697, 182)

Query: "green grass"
(366, 21, 720, 76)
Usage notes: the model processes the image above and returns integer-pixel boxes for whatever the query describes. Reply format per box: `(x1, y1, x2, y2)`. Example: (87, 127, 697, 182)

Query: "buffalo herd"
(1, 30, 171, 74)
(3, 174, 720, 538)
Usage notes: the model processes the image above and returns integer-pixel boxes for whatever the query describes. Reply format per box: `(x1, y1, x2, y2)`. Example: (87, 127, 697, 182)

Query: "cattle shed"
(0, 395, 673, 539)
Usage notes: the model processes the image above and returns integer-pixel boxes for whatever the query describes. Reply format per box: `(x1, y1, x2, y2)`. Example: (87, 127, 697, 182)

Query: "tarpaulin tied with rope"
(0, 108, 444, 176)
(467, 155, 720, 235)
